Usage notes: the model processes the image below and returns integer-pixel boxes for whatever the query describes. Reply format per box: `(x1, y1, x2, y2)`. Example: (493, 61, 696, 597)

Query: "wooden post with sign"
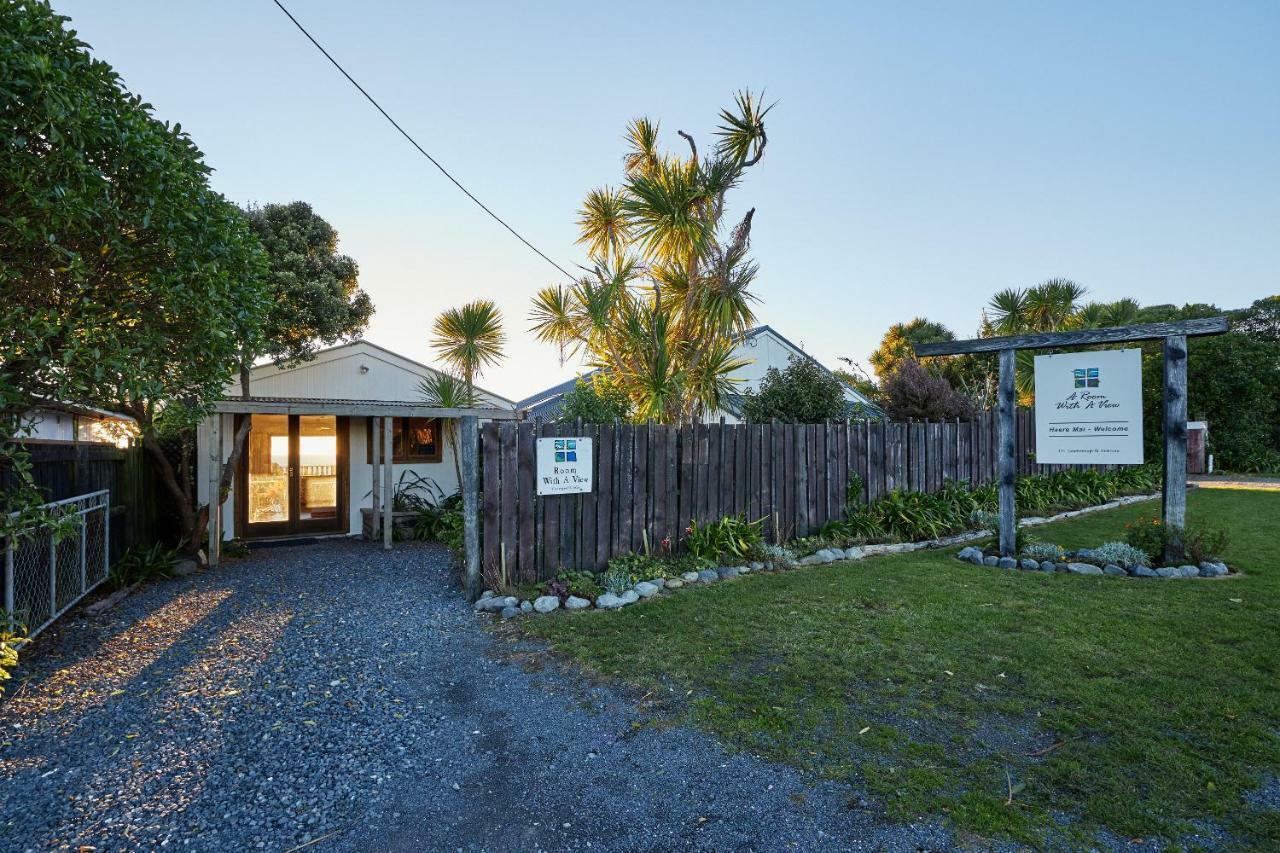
(915, 317, 1227, 557)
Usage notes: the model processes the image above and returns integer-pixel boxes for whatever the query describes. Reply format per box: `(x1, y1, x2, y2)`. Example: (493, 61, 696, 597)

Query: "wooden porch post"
(382, 415, 394, 550)
(996, 348, 1017, 555)
(371, 416, 381, 540)
(1162, 334, 1188, 562)
(461, 415, 480, 601)
(207, 414, 222, 567)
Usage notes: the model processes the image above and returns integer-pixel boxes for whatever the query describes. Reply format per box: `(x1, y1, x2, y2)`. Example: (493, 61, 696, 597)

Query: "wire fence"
(4, 490, 110, 638)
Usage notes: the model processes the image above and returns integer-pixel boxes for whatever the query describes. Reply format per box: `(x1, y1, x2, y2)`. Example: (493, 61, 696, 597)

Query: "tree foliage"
(880, 359, 976, 422)
(739, 356, 850, 424)
(242, 201, 372, 372)
(558, 375, 633, 424)
(529, 92, 774, 423)
(869, 318, 955, 383)
(0, 2, 268, 537)
(432, 299, 506, 391)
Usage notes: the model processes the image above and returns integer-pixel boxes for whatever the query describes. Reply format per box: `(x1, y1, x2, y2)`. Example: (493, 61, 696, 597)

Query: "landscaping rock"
(844, 547, 864, 560)
(475, 595, 517, 613)
(969, 552, 986, 566)
(480, 590, 495, 600)
(1020, 559, 1040, 571)
(1054, 562, 1070, 572)
(596, 592, 627, 609)
(520, 600, 533, 614)
(798, 554, 825, 566)
(634, 581, 660, 598)
(1133, 566, 1159, 578)
(1199, 561, 1229, 577)
(697, 569, 719, 583)
(681, 571, 700, 583)
(1040, 561, 1056, 572)
(171, 558, 199, 577)
(649, 577, 667, 588)
(533, 595, 560, 614)
(1067, 562, 1103, 575)
(1103, 564, 1127, 577)
(664, 578, 684, 590)
(820, 549, 843, 563)
(983, 556, 999, 567)
(619, 589, 640, 605)
(1178, 565, 1201, 578)
(738, 564, 752, 573)
(500, 606, 520, 619)
(564, 595, 591, 610)
(717, 566, 740, 580)
(957, 547, 981, 562)
(1156, 567, 1183, 578)
(750, 562, 765, 571)
(997, 557, 1017, 569)
(1076, 548, 1094, 560)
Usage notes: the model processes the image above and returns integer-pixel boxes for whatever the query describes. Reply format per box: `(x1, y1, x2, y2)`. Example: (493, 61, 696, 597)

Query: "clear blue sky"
(56, 0, 1279, 400)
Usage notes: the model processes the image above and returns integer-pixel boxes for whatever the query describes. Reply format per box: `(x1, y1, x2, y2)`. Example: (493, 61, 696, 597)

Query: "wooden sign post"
(915, 317, 1227, 559)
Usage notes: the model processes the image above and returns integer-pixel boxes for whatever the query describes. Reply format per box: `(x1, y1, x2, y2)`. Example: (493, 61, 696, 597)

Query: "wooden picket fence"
(481, 408, 1093, 583)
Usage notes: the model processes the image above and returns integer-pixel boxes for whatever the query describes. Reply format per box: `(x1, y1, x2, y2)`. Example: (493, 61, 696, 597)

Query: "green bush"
(684, 514, 765, 564)
(1182, 520, 1230, 565)
(553, 570, 603, 600)
(1124, 514, 1229, 565)
(1022, 542, 1066, 562)
(1091, 541, 1150, 569)
(1125, 516, 1168, 564)
(109, 543, 178, 590)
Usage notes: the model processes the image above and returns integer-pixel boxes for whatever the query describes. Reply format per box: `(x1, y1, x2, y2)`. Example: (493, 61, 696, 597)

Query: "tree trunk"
(188, 361, 252, 550)
(142, 430, 198, 547)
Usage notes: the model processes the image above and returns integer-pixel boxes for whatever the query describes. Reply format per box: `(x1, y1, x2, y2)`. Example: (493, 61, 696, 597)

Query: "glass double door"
(241, 414, 346, 537)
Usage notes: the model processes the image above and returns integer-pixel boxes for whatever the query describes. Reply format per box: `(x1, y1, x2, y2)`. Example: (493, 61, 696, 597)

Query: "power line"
(268, 0, 577, 282)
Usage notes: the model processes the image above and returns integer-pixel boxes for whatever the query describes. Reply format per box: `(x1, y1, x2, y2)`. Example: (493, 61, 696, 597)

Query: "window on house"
(365, 417, 442, 463)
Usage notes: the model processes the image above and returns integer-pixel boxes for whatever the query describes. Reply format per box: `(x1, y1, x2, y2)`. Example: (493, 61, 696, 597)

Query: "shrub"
(1183, 520, 1230, 564)
(601, 563, 631, 595)
(880, 359, 975, 421)
(1091, 541, 1150, 569)
(1125, 516, 1168, 564)
(760, 543, 797, 568)
(1125, 515, 1229, 565)
(109, 543, 177, 590)
(1022, 542, 1066, 562)
(739, 355, 849, 424)
(1, 611, 28, 697)
(822, 510, 884, 542)
(845, 471, 865, 506)
(554, 570, 603, 600)
(684, 514, 765, 563)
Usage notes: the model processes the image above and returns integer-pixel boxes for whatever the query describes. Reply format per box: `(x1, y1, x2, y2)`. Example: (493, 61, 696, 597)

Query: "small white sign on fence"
(1034, 347, 1144, 465)
(536, 437, 593, 495)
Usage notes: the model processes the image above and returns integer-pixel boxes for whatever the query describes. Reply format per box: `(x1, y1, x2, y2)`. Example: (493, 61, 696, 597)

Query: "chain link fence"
(4, 490, 110, 638)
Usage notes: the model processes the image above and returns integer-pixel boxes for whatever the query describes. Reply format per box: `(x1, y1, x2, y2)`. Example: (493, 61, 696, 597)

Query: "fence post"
(1162, 334, 1189, 562)
(370, 415, 381, 541)
(461, 415, 481, 601)
(997, 348, 1017, 555)
(79, 510, 87, 594)
(4, 540, 13, 613)
(382, 415, 393, 551)
(49, 526, 57, 617)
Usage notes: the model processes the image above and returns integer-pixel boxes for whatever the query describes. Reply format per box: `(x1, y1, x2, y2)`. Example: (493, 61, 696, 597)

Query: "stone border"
(475, 492, 1166, 618)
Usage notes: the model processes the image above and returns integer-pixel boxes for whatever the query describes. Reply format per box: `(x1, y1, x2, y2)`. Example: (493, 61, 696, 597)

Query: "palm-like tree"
(431, 300, 506, 393)
(418, 371, 477, 485)
(531, 91, 774, 423)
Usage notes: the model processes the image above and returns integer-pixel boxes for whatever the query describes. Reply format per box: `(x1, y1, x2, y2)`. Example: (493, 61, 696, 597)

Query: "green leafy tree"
(431, 300, 506, 393)
(868, 318, 956, 383)
(0, 1, 269, 541)
(558, 375, 633, 424)
(530, 92, 773, 423)
(1234, 295, 1280, 342)
(740, 356, 849, 424)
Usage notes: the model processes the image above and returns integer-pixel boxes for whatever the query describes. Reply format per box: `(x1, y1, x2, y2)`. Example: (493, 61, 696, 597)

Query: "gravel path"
(0, 539, 954, 852)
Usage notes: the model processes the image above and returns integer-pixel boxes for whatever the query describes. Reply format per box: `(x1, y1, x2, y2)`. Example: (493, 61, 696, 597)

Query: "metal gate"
(4, 490, 110, 638)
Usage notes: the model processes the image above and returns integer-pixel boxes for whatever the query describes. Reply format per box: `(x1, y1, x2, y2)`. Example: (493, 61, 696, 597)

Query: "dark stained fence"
(3, 442, 154, 563)
(481, 409, 1105, 582)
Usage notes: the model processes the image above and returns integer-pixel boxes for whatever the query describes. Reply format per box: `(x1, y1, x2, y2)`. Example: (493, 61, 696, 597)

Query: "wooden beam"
(212, 399, 521, 419)
(1162, 334, 1189, 562)
(382, 415, 393, 551)
(460, 415, 481, 601)
(913, 316, 1228, 357)
(997, 348, 1017, 555)
(370, 416, 381, 541)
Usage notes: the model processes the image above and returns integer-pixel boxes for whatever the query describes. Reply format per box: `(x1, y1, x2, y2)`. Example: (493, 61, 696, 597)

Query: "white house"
(22, 401, 136, 446)
(196, 340, 516, 544)
(517, 325, 882, 423)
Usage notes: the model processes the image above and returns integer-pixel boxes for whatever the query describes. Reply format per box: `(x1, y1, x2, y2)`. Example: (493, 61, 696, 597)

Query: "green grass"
(520, 489, 1280, 847)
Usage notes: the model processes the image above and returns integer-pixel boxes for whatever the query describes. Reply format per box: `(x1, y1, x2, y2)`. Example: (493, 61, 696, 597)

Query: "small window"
(366, 417, 442, 463)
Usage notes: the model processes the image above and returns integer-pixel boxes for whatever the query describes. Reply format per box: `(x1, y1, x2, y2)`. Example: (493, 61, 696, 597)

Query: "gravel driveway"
(0, 539, 953, 852)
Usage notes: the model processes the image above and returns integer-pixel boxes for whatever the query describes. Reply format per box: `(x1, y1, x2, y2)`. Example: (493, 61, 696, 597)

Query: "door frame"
(235, 414, 350, 539)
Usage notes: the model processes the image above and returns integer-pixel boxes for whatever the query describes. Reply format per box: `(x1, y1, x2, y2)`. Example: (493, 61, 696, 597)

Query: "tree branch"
(741, 125, 767, 168)
(677, 130, 697, 162)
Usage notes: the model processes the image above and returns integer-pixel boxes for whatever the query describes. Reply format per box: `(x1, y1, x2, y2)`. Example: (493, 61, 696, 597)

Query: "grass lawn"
(520, 489, 1280, 848)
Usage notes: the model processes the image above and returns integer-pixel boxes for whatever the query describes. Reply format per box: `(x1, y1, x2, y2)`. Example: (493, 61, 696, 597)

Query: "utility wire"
(269, 0, 577, 282)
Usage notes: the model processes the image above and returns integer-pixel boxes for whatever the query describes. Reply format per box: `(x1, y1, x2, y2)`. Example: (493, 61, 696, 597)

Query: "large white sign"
(1034, 348, 1144, 465)
(536, 437, 593, 495)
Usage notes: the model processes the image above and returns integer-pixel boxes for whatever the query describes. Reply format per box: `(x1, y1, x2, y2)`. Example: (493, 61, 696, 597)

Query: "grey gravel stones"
(1067, 562, 1103, 575)
(533, 595, 560, 614)
(565, 595, 591, 609)
(634, 581, 660, 598)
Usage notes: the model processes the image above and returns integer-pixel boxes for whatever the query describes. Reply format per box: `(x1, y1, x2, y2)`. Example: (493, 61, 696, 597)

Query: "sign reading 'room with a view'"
(1033, 348, 1144, 465)
(536, 436, 594, 495)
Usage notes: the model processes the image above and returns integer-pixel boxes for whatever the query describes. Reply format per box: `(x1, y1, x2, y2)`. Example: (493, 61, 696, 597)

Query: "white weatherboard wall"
(196, 340, 514, 540)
